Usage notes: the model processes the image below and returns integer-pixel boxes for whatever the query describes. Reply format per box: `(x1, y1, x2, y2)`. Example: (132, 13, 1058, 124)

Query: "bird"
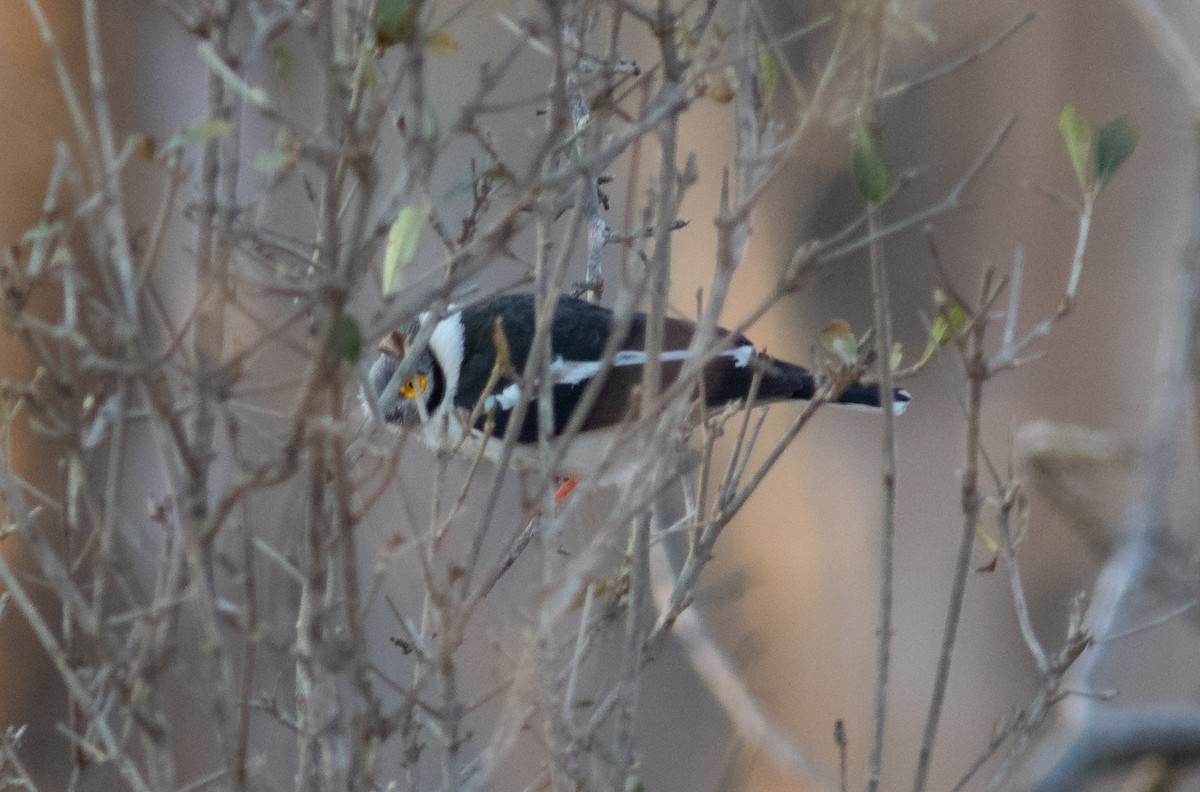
(365, 293, 909, 482)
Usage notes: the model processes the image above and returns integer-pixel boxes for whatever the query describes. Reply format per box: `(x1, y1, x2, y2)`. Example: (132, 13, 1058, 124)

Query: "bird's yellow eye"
(400, 373, 428, 399)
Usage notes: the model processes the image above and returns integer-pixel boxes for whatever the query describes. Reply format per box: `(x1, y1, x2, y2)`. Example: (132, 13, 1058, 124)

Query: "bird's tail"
(828, 380, 912, 415)
(766, 360, 911, 415)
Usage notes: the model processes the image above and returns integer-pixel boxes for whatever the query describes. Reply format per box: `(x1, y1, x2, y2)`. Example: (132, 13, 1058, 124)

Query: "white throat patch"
(427, 311, 465, 422)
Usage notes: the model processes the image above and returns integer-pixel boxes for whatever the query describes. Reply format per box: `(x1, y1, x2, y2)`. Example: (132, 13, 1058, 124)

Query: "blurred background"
(1, 1, 1197, 790)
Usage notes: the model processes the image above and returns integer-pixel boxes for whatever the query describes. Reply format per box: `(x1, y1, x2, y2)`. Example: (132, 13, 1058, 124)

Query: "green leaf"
(423, 106, 439, 142)
(1057, 105, 1092, 191)
(757, 43, 779, 108)
(182, 120, 234, 147)
(382, 197, 431, 295)
(915, 303, 967, 367)
(1093, 114, 1138, 189)
(331, 314, 363, 363)
(253, 149, 291, 176)
(850, 110, 888, 205)
(377, 0, 417, 48)
(931, 304, 967, 346)
(269, 45, 293, 80)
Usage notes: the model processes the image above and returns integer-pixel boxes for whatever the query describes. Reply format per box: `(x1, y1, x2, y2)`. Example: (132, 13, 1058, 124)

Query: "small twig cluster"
(0, 1, 1183, 792)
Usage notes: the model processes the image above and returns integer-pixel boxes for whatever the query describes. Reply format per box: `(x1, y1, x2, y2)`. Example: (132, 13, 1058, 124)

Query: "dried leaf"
(135, 135, 157, 160)
(425, 30, 459, 54)
(820, 318, 857, 365)
(704, 71, 736, 104)
(491, 316, 513, 372)
(378, 331, 405, 359)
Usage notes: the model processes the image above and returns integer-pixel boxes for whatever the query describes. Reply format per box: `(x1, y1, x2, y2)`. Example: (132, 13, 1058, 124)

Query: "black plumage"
(463, 295, 767, 440)
(368, 294, 909, 453)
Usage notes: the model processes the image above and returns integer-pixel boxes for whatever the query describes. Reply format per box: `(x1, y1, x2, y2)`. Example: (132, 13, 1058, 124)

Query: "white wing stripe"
(484, 382, 522, 412)
(725, 344, 753, 368)
(550, 358, 600, 386)
(488, 344, 758, 413)
(549, 344, 754, 386)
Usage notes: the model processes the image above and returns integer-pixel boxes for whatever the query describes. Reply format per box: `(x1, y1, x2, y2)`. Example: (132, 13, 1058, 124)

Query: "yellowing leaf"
(757, 44, 779, 108)
(491, 316, 513, 372)
(975, 522, 998, 554)
(820, 318, 857, 365)
(382, 197, 431, 295)
(931, 304, 966, 347)
(1057, 105, 1092, 192)
(182, 120, 234, 146)
(425, 30, 459, 54)
(270, 45, 294, 80)
(704, 72, 736, 104)
(915, 303, 967, 368)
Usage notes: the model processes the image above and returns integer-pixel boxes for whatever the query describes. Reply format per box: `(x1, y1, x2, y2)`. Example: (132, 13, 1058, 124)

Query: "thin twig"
(877, 12, 1036, 101)
(0, 551, 152, 792)
(647, 538, 838, 791)
(818, 115, 1016, 265)
(911, 276, 988, 792)
(862, 10, 895, 790)
(996, 485, 1051, 674)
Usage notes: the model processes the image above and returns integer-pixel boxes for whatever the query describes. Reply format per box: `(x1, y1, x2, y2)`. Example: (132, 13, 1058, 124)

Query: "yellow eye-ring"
(400, 373, 428, 399)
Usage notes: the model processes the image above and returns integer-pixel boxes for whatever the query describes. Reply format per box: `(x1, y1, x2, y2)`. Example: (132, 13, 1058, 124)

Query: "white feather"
(484, 382, 522, 412)
(725, 344, 754, 368)
(546, 344, 753, 389)
(423, 312, 465, 446)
